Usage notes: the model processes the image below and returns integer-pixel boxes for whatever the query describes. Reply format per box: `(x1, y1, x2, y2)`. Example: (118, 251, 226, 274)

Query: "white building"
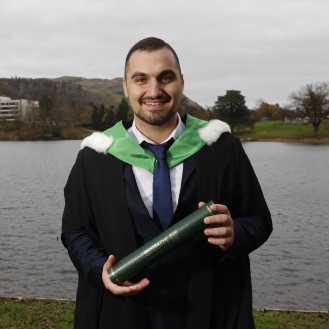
(0, 96, 39, 122)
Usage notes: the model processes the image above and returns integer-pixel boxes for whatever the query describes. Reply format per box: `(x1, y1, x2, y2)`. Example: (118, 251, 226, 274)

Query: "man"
(62, 37, 272, 329)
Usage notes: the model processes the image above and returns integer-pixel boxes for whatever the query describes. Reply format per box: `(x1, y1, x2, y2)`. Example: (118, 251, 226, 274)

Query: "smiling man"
(123, 41, 184, 142)
(62, 37, 272, 329)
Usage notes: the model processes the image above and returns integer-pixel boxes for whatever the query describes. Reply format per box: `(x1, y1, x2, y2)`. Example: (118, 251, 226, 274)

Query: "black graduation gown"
(62, 132, 272, 329)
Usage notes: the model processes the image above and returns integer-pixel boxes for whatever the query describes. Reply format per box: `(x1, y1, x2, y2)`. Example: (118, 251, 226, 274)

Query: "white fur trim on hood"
(198, 119, 231, 145)
(80, 132, 113, 154)
(80, 119, 230, 154)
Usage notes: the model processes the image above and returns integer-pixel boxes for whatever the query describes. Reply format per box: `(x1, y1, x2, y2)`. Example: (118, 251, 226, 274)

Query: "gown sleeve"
(228, 136, 273, 258)
(61, 149, 108, 290)
(62, 229, 108, 290)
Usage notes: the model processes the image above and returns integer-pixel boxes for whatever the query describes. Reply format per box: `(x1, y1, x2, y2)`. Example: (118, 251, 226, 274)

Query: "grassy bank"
(0, 124, 91, 141)
(1, 121, 329, 143)
(0, 297, 328, 329)
(237, 121, 329, 144)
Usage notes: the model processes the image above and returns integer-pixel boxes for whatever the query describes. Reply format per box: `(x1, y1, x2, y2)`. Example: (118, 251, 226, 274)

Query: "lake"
(0, 140, 328, 311)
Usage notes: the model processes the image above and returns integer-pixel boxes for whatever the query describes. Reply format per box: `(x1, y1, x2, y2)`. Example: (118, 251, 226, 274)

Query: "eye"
(162, 75, 171, 83)
(161, 74, 174, 83)
(135, 76, 146, 84)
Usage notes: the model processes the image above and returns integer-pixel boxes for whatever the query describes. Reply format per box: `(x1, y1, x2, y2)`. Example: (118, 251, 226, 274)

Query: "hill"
(51, 76, 207, 118)
(0, 76, 209, 122)
(51, 76, 125, 109)
(0, 76, 210, 140)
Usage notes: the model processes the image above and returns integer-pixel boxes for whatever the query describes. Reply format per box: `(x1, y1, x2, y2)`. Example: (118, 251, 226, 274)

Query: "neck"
(134, 115, 178, 144)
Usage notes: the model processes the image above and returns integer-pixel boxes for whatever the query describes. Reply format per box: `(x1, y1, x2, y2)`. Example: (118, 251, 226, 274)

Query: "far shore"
(1, 120, 329, 145)
(1, 136, 329, 145)
(240, 137, 329, 144)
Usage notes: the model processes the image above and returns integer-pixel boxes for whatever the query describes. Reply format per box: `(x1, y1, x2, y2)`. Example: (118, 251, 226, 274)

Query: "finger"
(115, 278, 150, 296)
(209, 203, 229, 215)
(206, 227, 234, 250)
(204, 226, 229, 237)
(102, 255, 151, 296)
(204, 213, 231, 225)
(198, 201, 206, 208)
(208, 234, 234, 248)
(207, 236, 226, 246)
(122, 278, 150, 290)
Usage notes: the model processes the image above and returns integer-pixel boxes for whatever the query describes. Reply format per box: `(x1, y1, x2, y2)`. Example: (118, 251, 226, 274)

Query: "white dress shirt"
(127, 114, 185, 218)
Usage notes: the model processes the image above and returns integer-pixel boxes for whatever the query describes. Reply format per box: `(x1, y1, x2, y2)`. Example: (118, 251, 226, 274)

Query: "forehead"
(126, 48, 180, 78)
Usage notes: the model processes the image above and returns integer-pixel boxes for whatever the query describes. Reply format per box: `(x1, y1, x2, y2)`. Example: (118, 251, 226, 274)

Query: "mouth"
(141, 98, 170, 110)
(144, 101, 165, 106)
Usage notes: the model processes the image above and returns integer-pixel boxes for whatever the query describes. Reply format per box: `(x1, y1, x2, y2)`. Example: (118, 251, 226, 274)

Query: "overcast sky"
(1, 0, 329, 108)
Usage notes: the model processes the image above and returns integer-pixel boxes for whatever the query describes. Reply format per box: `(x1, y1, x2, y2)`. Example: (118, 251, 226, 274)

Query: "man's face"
(123, 48, 184, 127)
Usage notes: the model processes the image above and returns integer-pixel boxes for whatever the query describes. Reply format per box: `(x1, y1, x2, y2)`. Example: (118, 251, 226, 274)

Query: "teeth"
(145, 102, 162, 105)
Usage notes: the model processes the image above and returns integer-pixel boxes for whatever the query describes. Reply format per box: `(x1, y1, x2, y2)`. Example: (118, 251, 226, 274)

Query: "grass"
(237, 121, 329, 142)
(0, 297, 328, 329)
(1, 120, 329, 143)
(253, 309, 329, 329)
(0, 298, 74, 329)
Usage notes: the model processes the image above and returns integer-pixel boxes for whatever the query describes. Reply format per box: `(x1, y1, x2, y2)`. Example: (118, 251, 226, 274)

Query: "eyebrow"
(159, 69, 177, 78)
(130, 69, 177, 80)
(130, 72, 147, 80)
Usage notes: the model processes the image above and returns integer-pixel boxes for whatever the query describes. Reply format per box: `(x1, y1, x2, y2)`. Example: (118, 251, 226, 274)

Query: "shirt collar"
(128, 113, 185, 145)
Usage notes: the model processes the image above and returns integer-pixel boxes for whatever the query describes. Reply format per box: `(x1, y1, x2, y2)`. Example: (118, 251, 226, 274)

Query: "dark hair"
(124, 37, 181, 77)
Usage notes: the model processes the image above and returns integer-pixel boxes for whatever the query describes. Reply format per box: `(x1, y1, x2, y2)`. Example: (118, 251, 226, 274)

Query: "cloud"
(1, 0, 329, 108)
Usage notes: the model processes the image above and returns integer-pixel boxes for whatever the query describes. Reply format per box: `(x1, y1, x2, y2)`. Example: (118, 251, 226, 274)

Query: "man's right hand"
(102, 255, 150, 296)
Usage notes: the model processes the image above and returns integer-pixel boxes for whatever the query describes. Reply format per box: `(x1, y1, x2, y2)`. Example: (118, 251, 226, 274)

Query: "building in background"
(0, 96, 39, 122)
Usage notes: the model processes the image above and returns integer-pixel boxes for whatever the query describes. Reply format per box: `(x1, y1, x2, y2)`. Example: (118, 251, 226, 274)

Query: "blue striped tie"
(142, 138, 174, 229)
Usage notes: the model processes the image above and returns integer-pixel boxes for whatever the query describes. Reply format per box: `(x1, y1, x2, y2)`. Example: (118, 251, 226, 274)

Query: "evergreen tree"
(98, 104, 105, 124)
(116, 98, 130, 121)
(214, 90, 251, 133)
(105, 106, 117, 127)
(39, 95, 54, 122)
(91, 105, 99, 125)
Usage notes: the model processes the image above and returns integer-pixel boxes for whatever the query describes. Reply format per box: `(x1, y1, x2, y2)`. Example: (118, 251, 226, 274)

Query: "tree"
(91, 105, 99, 125)
(91, 104, 106, 126)
(116, 98, 130, 121)
(104, 105, 117, 127)
(213, 90, 251, 133)
(98, 104, 105, 123)
(39, 95, 54, 122)
(251, 100, 284, 121)
(289, 82, 329, 136)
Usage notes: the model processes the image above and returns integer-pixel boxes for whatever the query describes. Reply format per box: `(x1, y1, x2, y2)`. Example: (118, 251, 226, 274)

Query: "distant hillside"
(51, 76, 125, 109)
(51, 76, 207, 117)
(0, 76, 210, 124)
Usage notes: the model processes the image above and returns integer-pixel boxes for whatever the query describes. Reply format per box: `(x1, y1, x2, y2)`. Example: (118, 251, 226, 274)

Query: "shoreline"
(1, 136, 329, 144)
(1, 296, 328, 314)
(240, 137, 329, 145)
(1, 296, 328, 329)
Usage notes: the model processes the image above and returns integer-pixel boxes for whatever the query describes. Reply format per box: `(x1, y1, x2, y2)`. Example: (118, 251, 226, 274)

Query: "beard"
(128, 93, 181, 126)
(134, 106, 177, 126)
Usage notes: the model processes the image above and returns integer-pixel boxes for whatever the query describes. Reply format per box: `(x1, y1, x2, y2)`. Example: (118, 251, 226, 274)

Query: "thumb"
(198, 201, 206, 208)
(104, 254, 116, 270)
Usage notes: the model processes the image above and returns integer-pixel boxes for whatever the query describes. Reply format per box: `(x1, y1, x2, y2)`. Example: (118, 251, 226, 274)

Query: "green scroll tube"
(108, 200, 215, 284)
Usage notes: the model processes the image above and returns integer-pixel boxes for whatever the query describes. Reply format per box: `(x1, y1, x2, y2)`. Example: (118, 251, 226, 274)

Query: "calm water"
(0, 140, 328, 311)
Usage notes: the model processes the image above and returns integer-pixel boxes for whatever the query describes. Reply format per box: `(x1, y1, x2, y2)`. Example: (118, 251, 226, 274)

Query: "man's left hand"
(200, 202, 234, 250)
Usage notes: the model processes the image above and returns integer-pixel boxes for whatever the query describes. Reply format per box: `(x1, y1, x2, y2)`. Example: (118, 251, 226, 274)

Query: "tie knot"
(142, 138, 174, 160)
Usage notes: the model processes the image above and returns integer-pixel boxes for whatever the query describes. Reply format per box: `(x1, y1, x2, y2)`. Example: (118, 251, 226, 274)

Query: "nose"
(147, 79, 163, 98)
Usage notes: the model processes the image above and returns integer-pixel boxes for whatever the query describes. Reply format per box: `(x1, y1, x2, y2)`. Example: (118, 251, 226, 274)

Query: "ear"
(180, 74, 184, 91)
(122, 78, 128, 97)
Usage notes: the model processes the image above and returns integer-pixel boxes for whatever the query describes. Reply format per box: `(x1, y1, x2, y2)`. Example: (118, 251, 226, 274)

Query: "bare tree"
(289, 82, 329, 136)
